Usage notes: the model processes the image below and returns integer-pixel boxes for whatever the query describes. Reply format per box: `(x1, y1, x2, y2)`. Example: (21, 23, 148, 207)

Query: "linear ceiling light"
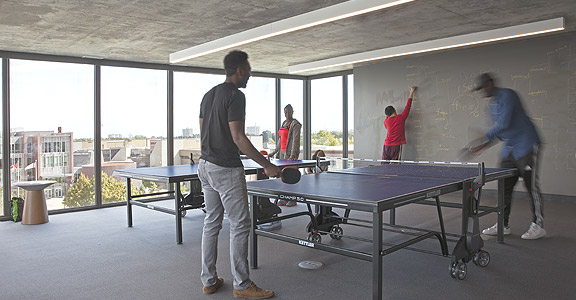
(169, 0, 415, 63)
(289, 17, 565, 74)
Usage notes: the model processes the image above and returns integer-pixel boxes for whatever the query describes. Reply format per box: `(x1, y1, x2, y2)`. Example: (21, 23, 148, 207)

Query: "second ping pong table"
(246, 161, 516, 300)
(113, 159, 323, 244)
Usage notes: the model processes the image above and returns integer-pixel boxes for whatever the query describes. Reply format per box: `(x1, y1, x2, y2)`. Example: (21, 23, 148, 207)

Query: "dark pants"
(500, 144, 544, 227)
(382, 144, 402, 162)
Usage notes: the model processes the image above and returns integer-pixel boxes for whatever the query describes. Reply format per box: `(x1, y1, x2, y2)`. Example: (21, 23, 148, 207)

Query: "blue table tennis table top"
(329, 164, 513, 181)
(246, 164, 515, 207)
(113, 159, 321, 183)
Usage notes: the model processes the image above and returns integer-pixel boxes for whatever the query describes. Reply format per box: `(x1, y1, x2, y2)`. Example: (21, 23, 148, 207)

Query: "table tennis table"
(113, 159, 323, 244)
(246, 161, 516, 300)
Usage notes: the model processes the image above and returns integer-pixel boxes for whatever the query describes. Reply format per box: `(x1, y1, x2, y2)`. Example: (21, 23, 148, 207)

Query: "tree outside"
(312, 130, 342, 146)
(63, 173, 93, 207)
(63, 173, 148, 208)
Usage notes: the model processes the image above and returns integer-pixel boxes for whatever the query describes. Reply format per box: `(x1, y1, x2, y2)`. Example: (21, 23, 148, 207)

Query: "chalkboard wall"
(354, 31, 576, 197)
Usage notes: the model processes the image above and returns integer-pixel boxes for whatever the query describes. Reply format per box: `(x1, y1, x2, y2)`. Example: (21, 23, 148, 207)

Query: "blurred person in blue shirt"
(471, 73, 546, 240)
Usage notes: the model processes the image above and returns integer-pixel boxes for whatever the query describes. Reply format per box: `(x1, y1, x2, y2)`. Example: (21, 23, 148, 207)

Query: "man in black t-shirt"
(198, 50, 279, 299)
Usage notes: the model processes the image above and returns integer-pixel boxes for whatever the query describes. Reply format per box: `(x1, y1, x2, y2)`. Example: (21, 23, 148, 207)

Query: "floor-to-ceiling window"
(311, 76, 343, 158)
(347, 75, 354, 158)
(0, 59, 3, 216)
(101, 66, 167, 203)
(10, 60, 93, 210)
(173, 72, 223, 165)
(0, 54, 316, 218)
(280, 79, 304, 158)
(243, 77, 275, 154)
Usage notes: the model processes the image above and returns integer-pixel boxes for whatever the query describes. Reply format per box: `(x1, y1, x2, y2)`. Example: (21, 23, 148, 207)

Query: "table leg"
(250, 195, 258, 269)
(127, 179, 133, 227)
(175, 183, 183, 244)
(434, 196, 449, 255)
(372, 208, 382, 300)
(461, 181, 471, 237)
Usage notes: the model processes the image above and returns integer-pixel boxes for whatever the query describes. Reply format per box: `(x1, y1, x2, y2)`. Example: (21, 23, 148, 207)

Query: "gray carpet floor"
(1, 192, 575, 300)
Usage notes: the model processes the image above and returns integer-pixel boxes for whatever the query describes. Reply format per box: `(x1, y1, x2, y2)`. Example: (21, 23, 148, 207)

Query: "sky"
(5, 59, 353, 139)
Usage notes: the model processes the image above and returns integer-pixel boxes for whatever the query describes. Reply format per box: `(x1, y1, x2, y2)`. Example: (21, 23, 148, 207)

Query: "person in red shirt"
(268, 104, 301, 161)
(382, 86, 416, 161)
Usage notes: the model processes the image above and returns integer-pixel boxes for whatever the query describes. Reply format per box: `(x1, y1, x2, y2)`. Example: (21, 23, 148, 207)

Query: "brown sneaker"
(233, 282, 274, 299)
(203, 277, 224, 294)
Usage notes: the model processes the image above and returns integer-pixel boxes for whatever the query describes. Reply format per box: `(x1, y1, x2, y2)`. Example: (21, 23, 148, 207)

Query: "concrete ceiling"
(0, 0, 574, 76)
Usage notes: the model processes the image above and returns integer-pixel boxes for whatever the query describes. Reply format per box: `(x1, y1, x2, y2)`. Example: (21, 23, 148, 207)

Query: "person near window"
(268, 104, 302, 207)
(306, 149, 328, 174)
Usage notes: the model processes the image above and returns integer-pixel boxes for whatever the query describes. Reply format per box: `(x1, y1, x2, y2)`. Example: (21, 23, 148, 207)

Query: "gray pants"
(198, 159, 252, 290)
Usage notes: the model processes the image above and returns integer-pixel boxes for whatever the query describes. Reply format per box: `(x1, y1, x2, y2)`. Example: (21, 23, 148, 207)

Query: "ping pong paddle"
(280, 166, 301, 184)
(459, 127, 490, 161)
(458, 137, 493, 161)
(458, 147, 479, 161)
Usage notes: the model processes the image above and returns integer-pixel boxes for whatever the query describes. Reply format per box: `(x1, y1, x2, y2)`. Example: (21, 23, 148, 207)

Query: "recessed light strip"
(169, 0, 415, 63)
(288, 17, 565, 74)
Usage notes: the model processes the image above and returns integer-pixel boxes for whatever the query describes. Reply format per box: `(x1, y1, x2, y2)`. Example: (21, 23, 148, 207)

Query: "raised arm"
(409, 86, 416, 99)
(399, 86, 416, 119)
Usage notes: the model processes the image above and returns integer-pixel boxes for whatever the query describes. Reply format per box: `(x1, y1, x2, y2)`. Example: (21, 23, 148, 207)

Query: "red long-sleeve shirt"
(384, 98, 412, 146)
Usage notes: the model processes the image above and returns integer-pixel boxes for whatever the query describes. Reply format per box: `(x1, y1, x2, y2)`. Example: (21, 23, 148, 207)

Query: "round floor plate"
(298, 261, 324, 270)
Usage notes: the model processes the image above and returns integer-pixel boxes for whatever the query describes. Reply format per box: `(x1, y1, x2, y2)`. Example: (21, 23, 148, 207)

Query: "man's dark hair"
(385, 106, 396, 117)
(473, 72, 496, 91)
(224, 50, 249, 76)
(312, 149, 325, 160)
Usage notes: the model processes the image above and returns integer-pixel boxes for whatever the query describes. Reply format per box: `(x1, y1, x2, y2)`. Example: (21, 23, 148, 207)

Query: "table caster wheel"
(308, 232, 322, 244)
(450, 262, 467, 280)
(473, 250, 490, 267)
(329, 225, 343, 240)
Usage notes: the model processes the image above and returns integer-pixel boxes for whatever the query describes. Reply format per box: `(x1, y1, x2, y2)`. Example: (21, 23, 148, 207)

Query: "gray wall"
(354, 31, 576, 197)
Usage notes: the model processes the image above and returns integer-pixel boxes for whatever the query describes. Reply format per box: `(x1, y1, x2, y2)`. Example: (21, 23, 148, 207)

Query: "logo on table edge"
(299, 240, 315, 248)
(426, 190, 441, 198)
(279, 194, 306, 202)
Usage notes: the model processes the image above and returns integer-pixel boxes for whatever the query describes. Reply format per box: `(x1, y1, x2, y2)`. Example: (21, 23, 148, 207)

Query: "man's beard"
(240, 77, 249, 88)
